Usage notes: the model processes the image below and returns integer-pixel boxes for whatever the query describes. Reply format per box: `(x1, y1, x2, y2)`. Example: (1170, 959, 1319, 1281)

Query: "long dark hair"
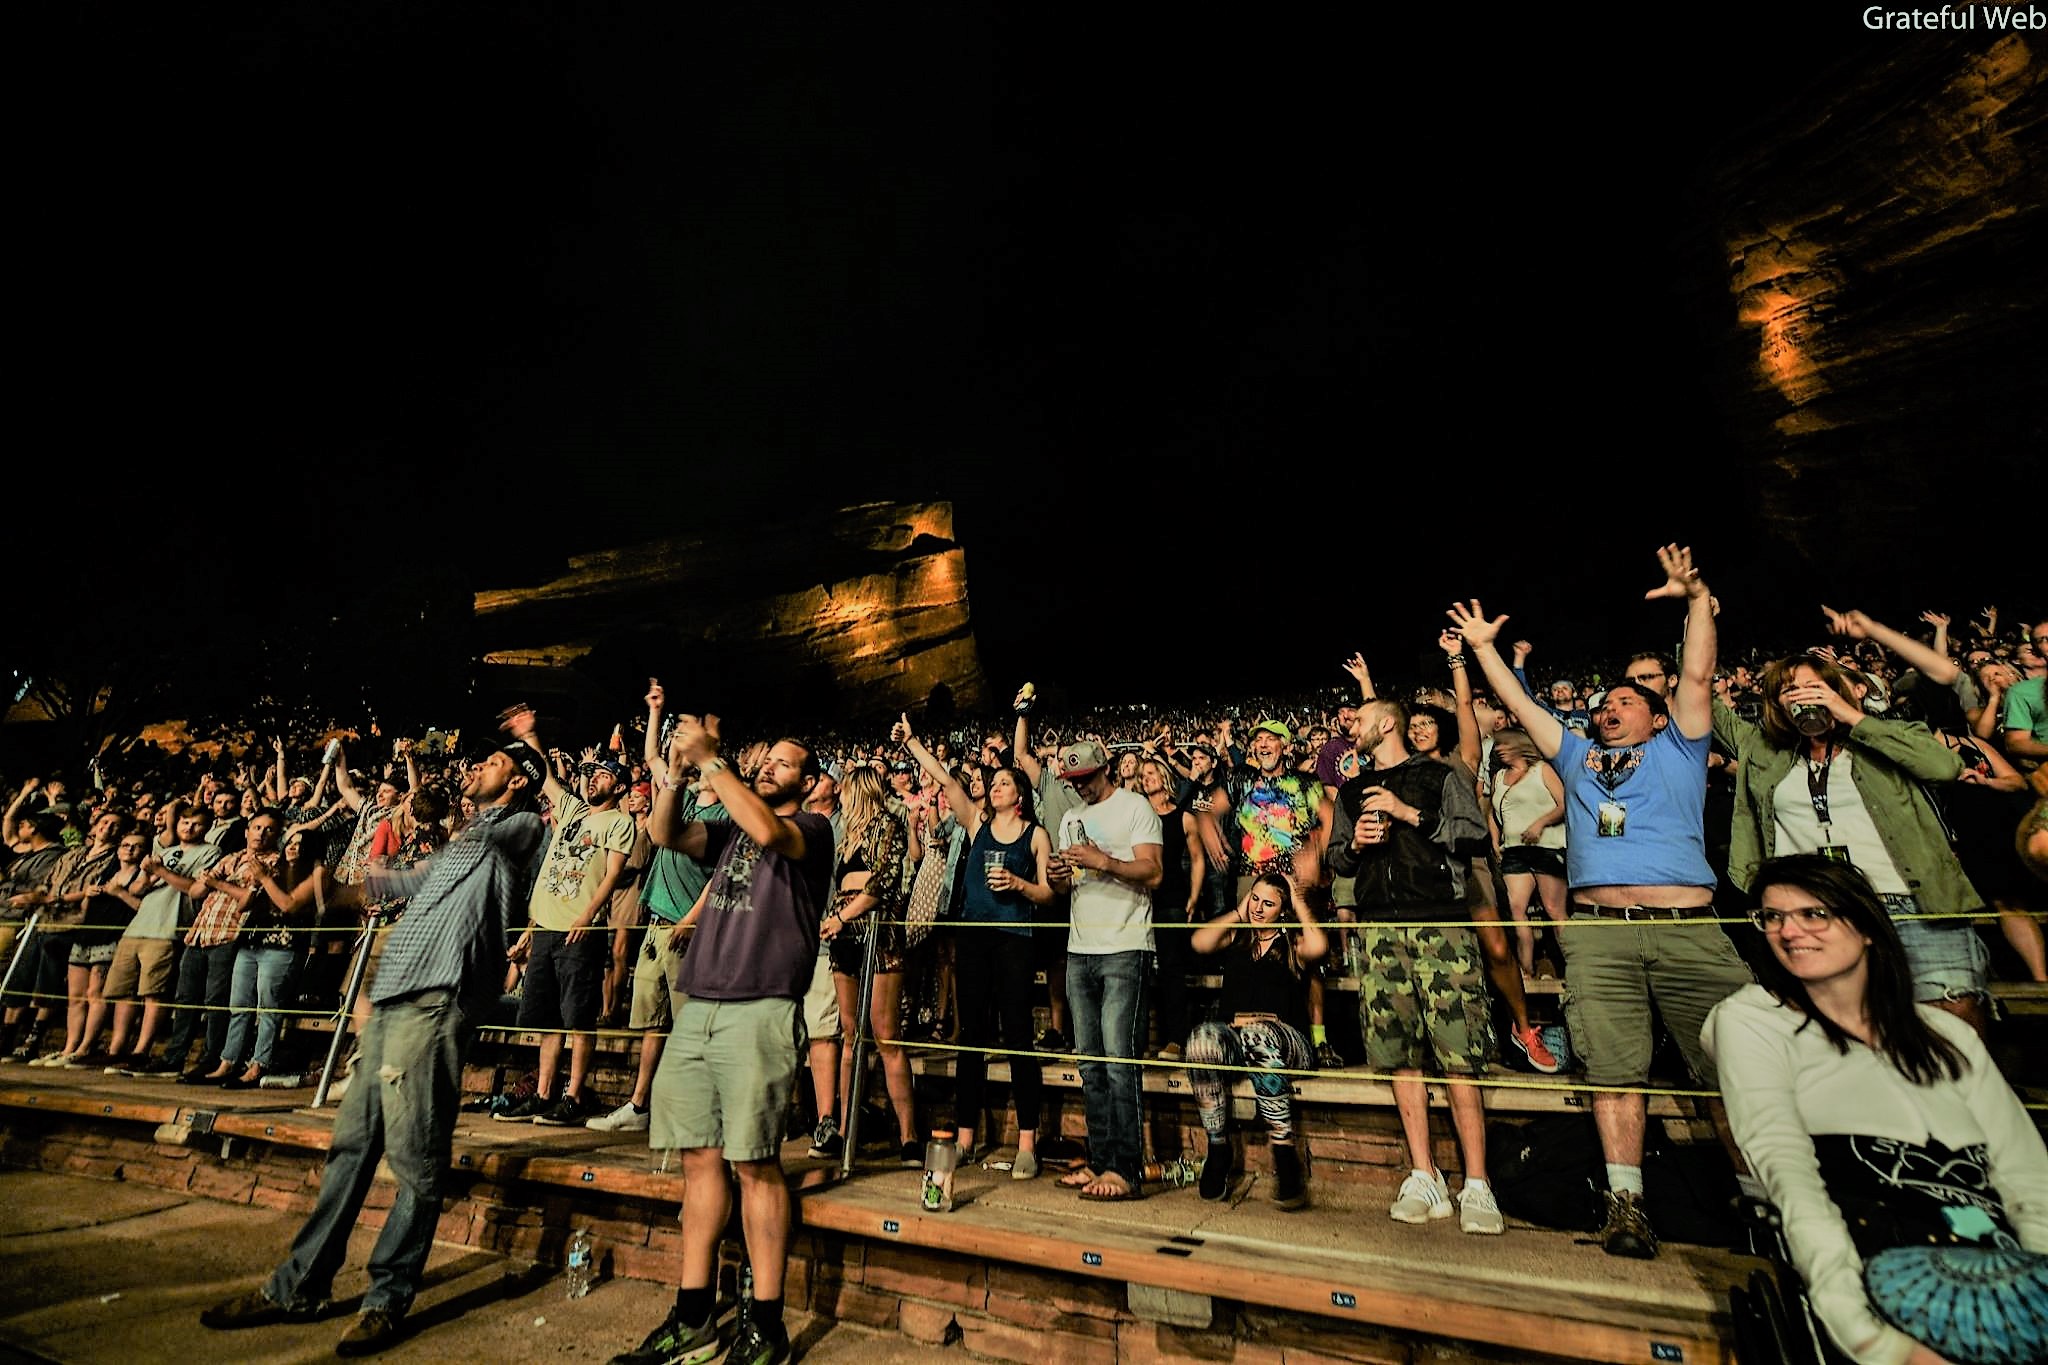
(987, 764, 1037, 826)
(1750, 855, 1967, 1085)
(1240, 872, 1304, 979)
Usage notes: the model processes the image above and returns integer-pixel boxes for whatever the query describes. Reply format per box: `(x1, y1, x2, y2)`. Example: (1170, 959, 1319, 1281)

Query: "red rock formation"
(474, 501, 987, 723)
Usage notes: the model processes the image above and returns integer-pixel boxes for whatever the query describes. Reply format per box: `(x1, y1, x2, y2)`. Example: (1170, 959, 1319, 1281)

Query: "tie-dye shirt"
(1223, 769, 1321, 878)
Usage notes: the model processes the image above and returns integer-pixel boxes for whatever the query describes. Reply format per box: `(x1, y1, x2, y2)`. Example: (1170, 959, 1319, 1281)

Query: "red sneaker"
(1512, 1024, 1562, 1074)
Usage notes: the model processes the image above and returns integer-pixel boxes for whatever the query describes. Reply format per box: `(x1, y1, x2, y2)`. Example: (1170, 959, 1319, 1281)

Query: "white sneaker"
(1389, 1169, 1452, 1224)
(1459, 1181, 1505, 1235)
(587, 1101, 651, 1133)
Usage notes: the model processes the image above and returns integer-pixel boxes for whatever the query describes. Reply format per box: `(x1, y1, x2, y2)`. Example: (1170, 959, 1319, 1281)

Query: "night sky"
(21, 6, 2028, 716)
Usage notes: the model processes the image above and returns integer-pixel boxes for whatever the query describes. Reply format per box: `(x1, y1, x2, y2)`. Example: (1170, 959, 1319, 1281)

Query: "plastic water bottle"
(564, 1229, 594, 1299)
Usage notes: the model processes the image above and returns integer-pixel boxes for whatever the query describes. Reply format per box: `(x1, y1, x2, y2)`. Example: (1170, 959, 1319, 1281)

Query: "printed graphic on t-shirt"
(708, 833, 763, 914)
(540, 814, 610, 903)
(1233, 773, 1318, 874)
(1582, 744, 1644, 792)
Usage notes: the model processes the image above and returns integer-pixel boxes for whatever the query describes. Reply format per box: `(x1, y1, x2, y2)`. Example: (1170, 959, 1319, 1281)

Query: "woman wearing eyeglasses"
(1713, 648, 1990, 1033)
(1705, 855, 2047, 1365)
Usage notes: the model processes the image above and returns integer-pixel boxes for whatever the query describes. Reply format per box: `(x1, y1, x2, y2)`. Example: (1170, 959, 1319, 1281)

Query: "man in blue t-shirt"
(1451, 545, 1751, 1263)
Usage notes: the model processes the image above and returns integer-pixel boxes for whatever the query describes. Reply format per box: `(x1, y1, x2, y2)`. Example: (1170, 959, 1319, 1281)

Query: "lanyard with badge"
(1805, 750, 1853, 864)
(1592, 748, 1636, 837)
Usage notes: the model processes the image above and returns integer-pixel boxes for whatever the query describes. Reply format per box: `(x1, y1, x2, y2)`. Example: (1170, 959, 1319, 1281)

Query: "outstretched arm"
(1821, 606, 1958, 686)
(1449, 600, 1564, 759)
(1648, 545, 1716, 740)
(1439, 630, 1483, 773)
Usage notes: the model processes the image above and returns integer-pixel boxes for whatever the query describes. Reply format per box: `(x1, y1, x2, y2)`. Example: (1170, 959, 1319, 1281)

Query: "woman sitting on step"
(1183, 872, 1329, 1210)
(1707, 855, 2048, 1365)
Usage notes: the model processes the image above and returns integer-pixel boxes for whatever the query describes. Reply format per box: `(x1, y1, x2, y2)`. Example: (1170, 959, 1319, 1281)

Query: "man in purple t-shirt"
(622, 717, 831, 1365)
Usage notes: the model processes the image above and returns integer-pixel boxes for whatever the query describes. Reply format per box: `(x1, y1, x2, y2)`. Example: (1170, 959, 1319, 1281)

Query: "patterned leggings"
(1184, 1018, 1313, 1143)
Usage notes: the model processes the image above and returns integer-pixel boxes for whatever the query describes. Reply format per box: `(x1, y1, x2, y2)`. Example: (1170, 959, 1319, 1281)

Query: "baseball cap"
(593, 758, 628, 782)
(497, 741, 550, 790)
(889, 759, 916, 774)
(1251, 719, 1292, 741)
(1057, 740, 1108, 781)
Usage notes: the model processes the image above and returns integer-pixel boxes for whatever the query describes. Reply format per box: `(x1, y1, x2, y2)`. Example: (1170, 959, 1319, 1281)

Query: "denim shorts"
(1883, 895, 1991, 1003)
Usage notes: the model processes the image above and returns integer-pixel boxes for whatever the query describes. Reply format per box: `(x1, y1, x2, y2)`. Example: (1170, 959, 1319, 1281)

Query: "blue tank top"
(963, 818, 1038, 937)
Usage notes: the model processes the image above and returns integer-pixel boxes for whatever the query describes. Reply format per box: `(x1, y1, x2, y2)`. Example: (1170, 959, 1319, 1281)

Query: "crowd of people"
(2, 551, 2045, 1365)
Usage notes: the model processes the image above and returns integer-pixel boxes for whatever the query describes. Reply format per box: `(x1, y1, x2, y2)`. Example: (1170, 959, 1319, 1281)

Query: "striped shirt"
(365, 803, 545, 1004)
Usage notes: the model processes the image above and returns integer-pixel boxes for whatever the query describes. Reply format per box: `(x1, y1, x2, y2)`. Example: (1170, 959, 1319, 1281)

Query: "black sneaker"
(177, 1065, 221, 1086)
(126, 1055, 183, 1078)
(807, 1116, 844, 1160)
(5, 1028, 44, 1063)
(606, 1308, 724, 1365)
(1313, 1041, 1345, 1069)
(725, 1318, 791, 1365)
(1598, 1189, 1659, 1259)
(1034, 1026, 1067, 1053)
(493, 1092, 548, 1123)
(532, 1091, 597, 1126)
(899, 1141, 923, 1168)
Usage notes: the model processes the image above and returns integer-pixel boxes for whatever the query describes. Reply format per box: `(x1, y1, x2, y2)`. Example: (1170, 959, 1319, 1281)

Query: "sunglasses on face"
(1750, 906, 1836, 932)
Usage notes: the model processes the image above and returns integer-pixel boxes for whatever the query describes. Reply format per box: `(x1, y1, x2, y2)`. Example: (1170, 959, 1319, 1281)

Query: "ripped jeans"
(1184, 1017, 1313, 1144)
(265, 988, 478, 1317)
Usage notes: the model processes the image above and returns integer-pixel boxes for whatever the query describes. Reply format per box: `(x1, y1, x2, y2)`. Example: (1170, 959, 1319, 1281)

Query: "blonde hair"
(838, 765, 889, 864)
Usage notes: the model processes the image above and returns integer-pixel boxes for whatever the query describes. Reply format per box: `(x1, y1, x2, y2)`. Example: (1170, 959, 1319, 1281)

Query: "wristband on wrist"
(1446, 654, 1467, 666)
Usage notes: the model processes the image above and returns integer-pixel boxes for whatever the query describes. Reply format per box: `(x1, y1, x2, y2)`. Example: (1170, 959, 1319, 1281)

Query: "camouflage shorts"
(1353, 924, 1493, 1075)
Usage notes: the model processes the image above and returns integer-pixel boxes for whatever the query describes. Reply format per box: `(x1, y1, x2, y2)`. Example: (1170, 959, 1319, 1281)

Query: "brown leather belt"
(1567, 902, 1706, 922)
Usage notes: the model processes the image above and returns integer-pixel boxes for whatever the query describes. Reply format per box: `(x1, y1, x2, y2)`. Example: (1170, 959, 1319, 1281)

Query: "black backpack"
(1487, 1114, 1604, 1232)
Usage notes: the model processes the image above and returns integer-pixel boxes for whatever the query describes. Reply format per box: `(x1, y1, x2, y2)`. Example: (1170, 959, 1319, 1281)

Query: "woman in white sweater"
(1705, 854, 2047, 1365)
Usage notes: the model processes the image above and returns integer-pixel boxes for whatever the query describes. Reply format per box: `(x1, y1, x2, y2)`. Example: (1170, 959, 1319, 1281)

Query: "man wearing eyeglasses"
(1449, 546, 1753, 1263)
(2000, 620, 2048, 770)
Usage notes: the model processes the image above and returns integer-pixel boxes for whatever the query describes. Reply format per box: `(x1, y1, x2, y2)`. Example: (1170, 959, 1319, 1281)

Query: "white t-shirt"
(1058, 787, 1163, 956)
(125, 841, 225, 940)
(1771, 752, 1909, 894)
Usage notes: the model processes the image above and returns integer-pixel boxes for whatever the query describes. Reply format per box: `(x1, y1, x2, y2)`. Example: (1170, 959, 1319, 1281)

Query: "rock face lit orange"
(475, 501, 988, 716)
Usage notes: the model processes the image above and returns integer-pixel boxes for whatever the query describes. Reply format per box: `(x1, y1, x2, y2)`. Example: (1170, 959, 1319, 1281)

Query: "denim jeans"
(164, 942, 236, 1069)
(266, 988, 478, 1317)
(221, 945, 296, 1069)
(1066, 949, 1148, 1183)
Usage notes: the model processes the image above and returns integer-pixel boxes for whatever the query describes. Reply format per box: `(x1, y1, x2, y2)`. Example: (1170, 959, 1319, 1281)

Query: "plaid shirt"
(185, 849, 281, 947)
(366, 803, 544, 1004)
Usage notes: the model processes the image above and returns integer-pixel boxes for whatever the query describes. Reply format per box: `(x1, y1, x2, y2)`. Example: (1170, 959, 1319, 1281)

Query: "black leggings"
(952, 927, 1041, 1134)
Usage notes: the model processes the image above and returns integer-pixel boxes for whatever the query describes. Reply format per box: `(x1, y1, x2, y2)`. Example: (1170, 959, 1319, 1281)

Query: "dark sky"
(23, 6, 2014, 711)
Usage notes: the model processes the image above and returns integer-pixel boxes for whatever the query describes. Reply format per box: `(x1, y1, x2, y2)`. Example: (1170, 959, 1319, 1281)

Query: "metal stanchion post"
(0, 910, 44, 1010)
(837, 920, 882, 1179)
(313, 910, 381, 1108)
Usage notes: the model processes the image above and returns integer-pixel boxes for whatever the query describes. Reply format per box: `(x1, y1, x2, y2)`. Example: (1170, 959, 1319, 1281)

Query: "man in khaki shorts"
(105, 803, 224, 1073)
(615, 716, 834, 1365)
(1452, 544, 1753, 1262)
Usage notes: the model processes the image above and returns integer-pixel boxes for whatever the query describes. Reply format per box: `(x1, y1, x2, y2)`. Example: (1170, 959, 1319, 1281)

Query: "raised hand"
(1919, 609, 1950, 631)
(1820, 605, 1872, 640)
(1512, 639, 1533, 661)
(1436, 629, 1464, 656)
(893, 713, 914, 746)
(1340, 652, 1373, 686)
(500, 705, 537, 743)
(1645, 544, 1705, 600)
(1446, 599, 1508, 648)
(645, 677, 665, 712)
(666, 714, 722, 769)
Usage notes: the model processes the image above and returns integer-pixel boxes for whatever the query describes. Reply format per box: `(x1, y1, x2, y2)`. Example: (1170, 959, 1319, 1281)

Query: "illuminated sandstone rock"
(474, 501, 986, 724)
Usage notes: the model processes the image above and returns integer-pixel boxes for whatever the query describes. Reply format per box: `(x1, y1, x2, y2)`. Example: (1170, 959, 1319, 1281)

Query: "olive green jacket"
(1710, 699, 1980, 911)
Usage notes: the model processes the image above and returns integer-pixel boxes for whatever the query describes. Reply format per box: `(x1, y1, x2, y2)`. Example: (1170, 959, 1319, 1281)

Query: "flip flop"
(1056, 1166, 1101, 1190)
(1077, 1176, 1144, 1202)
